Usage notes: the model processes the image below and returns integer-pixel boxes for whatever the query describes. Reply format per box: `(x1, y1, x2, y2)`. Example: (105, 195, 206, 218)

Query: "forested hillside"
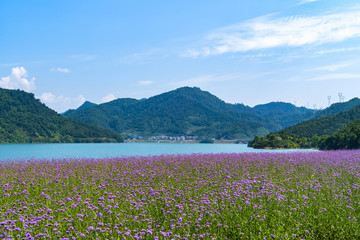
(251, 102, 316, 129)
(0, 88, 123, 143)
(249, 99, 360, 150)
(319, 119, 360, 150)
(64, 87, 272, 140)
(282, 104, 360, 138)
(64, 87, 320, 140)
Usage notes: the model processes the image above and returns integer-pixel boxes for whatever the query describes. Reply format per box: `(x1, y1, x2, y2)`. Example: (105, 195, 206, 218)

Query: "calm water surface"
(0, 143, 316, 161)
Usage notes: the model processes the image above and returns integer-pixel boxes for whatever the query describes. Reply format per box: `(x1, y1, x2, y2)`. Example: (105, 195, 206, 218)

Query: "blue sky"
(1, 0, 360, 112)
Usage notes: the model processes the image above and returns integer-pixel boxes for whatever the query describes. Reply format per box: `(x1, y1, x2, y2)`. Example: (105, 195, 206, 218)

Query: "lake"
(0, 143, 317, 161)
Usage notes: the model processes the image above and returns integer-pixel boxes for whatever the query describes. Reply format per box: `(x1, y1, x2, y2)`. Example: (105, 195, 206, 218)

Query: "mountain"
(64, 87, 279, 140)
(281, 104, 360, 138)
(77, 101, 97, 110)
(0, 88, 123, 143)
(63, 101, 97, 115)
(252, 102, 316, 129)
(319, 118, 360, 150)
(233, 102, 317, 130)
(315, 97, 360, 118)
(248, 98, 360, 149)
(63, 87, 318, 140)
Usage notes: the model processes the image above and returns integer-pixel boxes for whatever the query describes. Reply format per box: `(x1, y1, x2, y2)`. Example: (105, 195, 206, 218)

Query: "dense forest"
(249, 98, 360, 150)
(319, 119, 360, 150)
(64, 87, 316, 140)
(235, 102, 317, 129)
(282, 99, 360, 138)
(0, 88, 123, 143)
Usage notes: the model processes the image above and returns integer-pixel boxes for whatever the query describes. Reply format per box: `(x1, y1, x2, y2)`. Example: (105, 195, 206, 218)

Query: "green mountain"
(63, 87, 317, 140)
(319, 118, 360, 150)
(248, 98, 360, 149)
(282, 104, 360, 138)
(250, 116, 360, 150)
(233, 102, 317, 130)
(77, 101, 97, 110)
(253, 102, 316, 129)
(64, 87, 272, 140)
(0, 88, 123, 143)
(63, 101, 97, 115)
(315, 97, 360, 118)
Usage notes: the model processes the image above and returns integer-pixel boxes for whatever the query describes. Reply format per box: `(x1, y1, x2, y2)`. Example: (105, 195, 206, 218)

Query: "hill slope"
(77, 101, 97, 110)
(248, 98, 360, 149)
(0, 88, 123, 143)
(252, 102, 316, 129)
(64, 87, 319, 140)
(319, 118, 360, 150)
(233, 102, 317, 130)
(282, 104, 360, 138)
(315, 98, 360, 118)
(64, 87, 278, 140)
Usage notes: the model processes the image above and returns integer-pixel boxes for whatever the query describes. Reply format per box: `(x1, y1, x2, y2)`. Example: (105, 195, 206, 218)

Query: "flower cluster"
(1, 151, 360, 239)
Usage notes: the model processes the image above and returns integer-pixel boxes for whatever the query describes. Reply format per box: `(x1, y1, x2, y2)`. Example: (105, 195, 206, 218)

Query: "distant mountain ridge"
(64, 87, 317, 140)
(233, 102, 316, 130)
(282, 98, 360, 138)
(315, 98, 360, 118)
(248, 97, 360, 149)
(0, 88, 123, 143)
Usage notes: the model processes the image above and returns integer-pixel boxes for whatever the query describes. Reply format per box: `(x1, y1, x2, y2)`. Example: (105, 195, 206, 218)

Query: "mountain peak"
(77, 101, 97, 110)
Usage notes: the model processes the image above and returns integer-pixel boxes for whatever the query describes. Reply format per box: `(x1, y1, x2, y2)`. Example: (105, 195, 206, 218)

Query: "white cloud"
(102, 93, 116, 103)
(185, 10, 360, 57)
(174, 72, 272, 88)
(50, 67, 71, 73)
(39, 92, 71, 104)
(0, 67, 36, 92)
(311, 63, 352, 72)
(139, 80, 153, 86)
(307, 73, 360, 81)
(38, 92, 85, 112)
(75, 95, 86, 105)
(297, 0, 319, 6)
(316, 46, 360, 55)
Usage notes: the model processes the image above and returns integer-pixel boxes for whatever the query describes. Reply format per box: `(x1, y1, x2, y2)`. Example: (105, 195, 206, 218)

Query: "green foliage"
(248, 133, 324, 149)
(315, 97, 360, 118)
(247, 98, 360, 150)
(283, 100, 360, 138)
(0, 88, 123, 143)
(249, 118, 360, 151)
(64, 87, 316, 140)
(64, 87, 273, 140)
(76, 100, 97, 110)
(319, 118, 360, 150)
(251, 102, 317, 129)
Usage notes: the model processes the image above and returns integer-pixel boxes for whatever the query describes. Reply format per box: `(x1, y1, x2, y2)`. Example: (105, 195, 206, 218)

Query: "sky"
(1, 0, 360, 112)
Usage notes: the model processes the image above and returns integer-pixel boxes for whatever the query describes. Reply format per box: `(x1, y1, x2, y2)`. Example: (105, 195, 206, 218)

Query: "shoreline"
(124, 140, 249, 144)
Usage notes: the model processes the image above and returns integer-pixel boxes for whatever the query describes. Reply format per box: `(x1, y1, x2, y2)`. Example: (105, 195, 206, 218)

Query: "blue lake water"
(0, 143, 317, 161)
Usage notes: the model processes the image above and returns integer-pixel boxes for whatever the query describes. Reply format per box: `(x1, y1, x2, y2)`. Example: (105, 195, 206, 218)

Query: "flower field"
(1, 151, 360, 239)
